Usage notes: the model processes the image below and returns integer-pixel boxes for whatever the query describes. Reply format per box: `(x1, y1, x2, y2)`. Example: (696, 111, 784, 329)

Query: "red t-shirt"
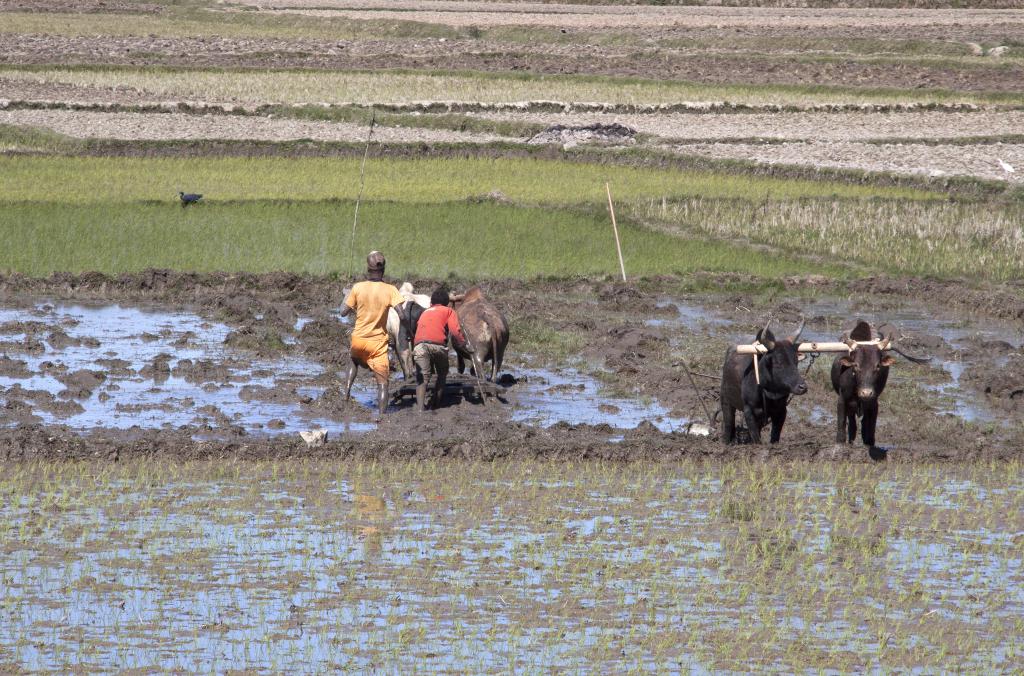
(414, 305, 466, 346)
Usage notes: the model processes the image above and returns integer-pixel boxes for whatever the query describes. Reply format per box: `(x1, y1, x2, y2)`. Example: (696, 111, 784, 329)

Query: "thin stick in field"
(605, 182, 627, 282)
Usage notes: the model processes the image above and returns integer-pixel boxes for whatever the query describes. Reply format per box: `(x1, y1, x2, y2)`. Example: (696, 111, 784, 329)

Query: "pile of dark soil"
(528, 123, 637, 148)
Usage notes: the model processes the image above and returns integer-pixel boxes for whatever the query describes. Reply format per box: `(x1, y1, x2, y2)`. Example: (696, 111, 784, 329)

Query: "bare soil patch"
(0, 77, 151, 106)
(240, 3, 1024, 33)
(5, 104, 1022, 183)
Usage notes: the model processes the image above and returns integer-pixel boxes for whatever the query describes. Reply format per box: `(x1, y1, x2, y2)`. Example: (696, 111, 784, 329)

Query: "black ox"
(720, 319, 807, 444)
(831, 320, 929, 449)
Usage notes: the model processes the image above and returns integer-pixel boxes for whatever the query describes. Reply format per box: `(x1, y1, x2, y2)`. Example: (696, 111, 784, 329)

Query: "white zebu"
(387, 282, 430, 378)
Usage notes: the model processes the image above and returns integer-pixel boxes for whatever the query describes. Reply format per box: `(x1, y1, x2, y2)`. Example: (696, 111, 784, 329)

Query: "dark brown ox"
(720, 319, 807, 444)
(831, 320, 929, 450)
(450, 286, 509, 383)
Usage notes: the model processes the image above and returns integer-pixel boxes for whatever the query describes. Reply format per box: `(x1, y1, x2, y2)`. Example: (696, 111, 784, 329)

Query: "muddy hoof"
(868, 445, 888, 462)
(496, 373, 516, 386)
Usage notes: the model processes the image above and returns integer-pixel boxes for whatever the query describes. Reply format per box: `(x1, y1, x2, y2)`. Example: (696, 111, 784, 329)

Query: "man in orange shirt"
(340, 251, 406, 420)
(412, 288, 471, 411)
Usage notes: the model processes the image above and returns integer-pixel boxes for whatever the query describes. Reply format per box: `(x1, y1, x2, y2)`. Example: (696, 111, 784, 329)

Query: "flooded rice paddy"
(512, 368, 686, 432)
(0, 302, 342, 435)
(0, 302, 688, 438)
(0, 459, 1021, 672)
(0, 294, 1017, 443)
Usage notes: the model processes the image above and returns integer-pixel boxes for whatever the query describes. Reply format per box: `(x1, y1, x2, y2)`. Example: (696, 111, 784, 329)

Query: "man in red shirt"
(412, 288, 472, 411)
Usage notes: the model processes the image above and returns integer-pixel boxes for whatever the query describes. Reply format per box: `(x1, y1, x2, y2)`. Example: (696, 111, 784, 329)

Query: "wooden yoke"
(737, 341, 855, 355)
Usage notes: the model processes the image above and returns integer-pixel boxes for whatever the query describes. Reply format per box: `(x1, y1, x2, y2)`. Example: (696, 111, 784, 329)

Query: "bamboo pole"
(605, 182, 627, 282)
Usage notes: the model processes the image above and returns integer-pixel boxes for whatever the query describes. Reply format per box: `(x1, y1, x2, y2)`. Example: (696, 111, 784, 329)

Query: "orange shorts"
(351, 336, 390, 384)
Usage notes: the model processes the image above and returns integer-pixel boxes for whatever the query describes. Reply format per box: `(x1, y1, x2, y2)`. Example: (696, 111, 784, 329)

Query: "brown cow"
(450, 286, 509, 384)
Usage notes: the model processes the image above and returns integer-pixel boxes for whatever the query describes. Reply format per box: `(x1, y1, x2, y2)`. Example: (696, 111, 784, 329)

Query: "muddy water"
(1, 461, 1020, 672)
(0, 303, 348, 434)
(0, 294, 1015, 441)
(0, 302, 678, 437)
(512, 368, 687, 432)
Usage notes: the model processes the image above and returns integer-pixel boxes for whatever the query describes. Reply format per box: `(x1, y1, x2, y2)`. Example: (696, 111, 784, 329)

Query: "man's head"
(366, 251, 385, 280)
(430, 288, 450, 307)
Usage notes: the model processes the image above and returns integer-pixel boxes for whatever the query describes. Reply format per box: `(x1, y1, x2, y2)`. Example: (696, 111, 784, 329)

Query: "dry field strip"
(0, 108, 512, 144)
(665, 139, 1024, 184)
(233, 1, 1024, 32)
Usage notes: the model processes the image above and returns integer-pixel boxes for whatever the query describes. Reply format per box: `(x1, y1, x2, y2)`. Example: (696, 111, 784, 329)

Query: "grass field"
(5, 66, 1023, 108)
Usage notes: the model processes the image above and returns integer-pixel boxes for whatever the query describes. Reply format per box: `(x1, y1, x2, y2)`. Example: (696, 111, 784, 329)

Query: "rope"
(802, 350, 819, 376)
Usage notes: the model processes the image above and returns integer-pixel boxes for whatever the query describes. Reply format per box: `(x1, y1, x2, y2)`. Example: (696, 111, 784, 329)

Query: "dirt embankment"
(0, 406, 995, 465)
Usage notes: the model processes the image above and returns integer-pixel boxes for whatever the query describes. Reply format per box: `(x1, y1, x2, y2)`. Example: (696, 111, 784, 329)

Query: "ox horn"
(789, 317, 805, 343)
(841, 329, 856, 349)
(878, 329, 930, 363)
(758, 318, 775, 349)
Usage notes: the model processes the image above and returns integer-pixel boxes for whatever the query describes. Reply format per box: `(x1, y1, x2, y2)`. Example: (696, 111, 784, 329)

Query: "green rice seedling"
(720, 499, 756, 522)
(0, 199, 843, 278)
(0, 156, 934, 205)
(2, 459, 1021, 672)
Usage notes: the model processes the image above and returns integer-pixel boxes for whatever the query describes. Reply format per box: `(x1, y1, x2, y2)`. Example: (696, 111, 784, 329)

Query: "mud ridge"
(0, 420, 1013, 464)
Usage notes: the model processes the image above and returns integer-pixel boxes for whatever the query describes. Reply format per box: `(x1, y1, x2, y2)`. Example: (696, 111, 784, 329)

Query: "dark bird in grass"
(178, 191, 203, 207)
